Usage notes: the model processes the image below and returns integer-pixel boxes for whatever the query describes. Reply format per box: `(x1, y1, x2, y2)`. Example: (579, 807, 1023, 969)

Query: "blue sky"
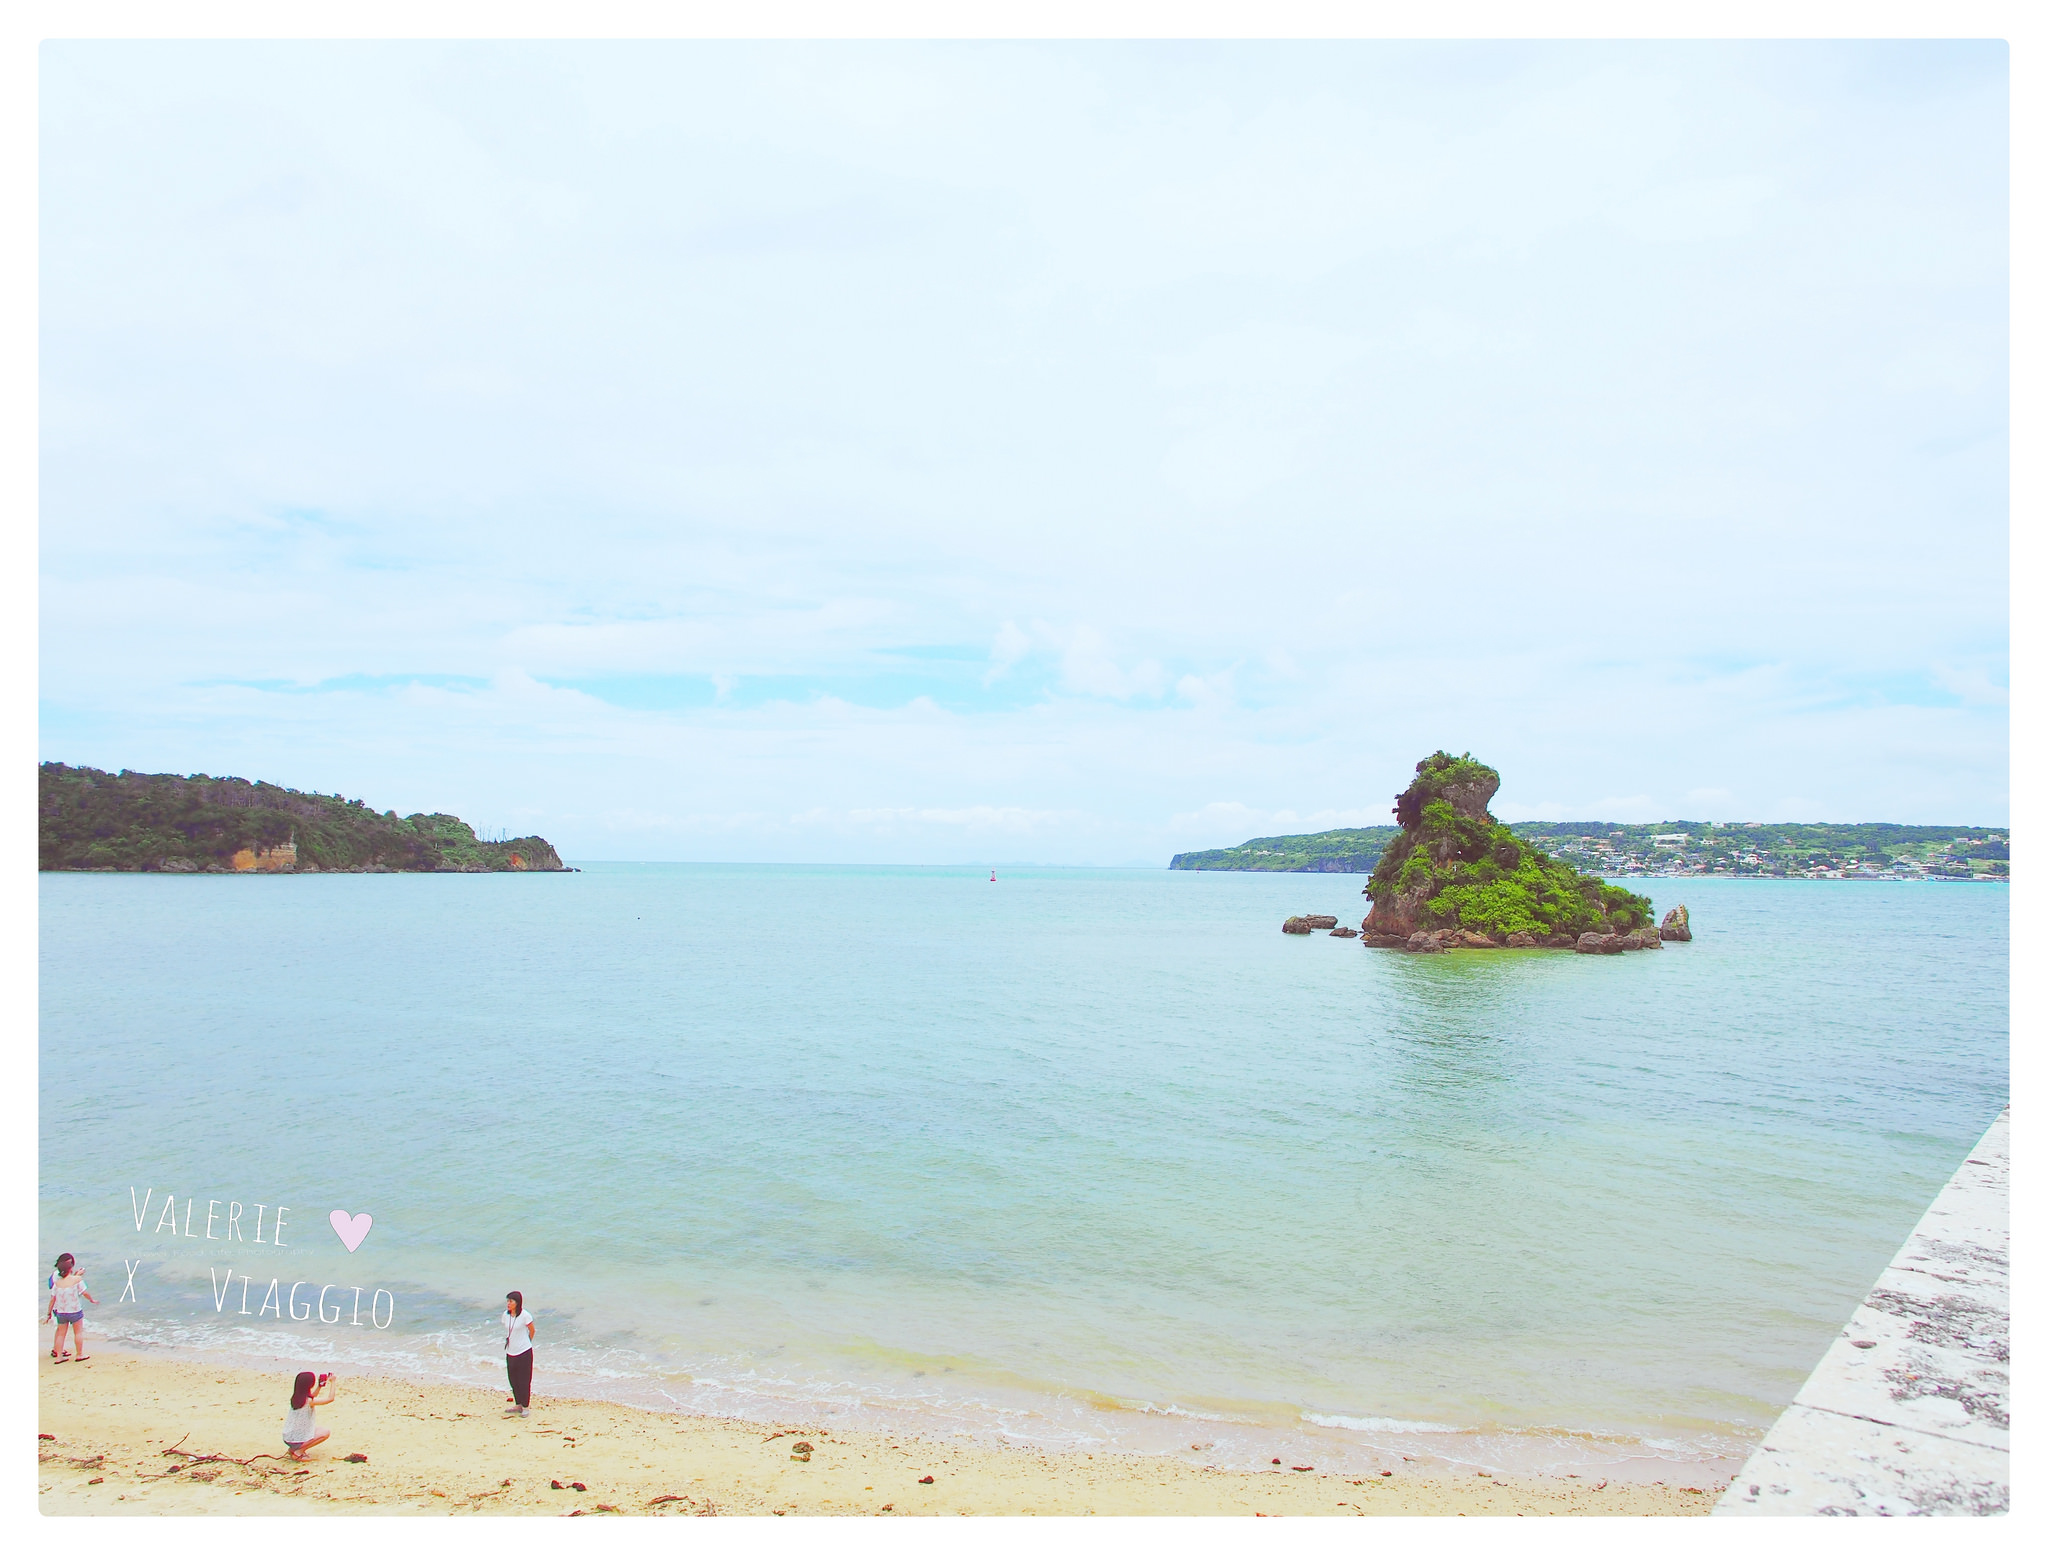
(39, 41, 2007, 863)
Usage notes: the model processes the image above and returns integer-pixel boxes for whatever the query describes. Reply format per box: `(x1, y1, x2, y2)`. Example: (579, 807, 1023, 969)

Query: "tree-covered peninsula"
(1361, 752, 1658, 951)
(38, 763, 566, 873)
(1170, 827, 1400, 872)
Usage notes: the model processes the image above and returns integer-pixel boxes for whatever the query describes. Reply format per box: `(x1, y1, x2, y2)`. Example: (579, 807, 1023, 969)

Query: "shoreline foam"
(69, 1318, 1745, 1488)
(37, 1346, 1723, 1516)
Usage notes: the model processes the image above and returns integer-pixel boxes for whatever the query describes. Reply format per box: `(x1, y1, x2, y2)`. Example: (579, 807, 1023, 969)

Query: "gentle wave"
(1304, 1412, 1465, 1434)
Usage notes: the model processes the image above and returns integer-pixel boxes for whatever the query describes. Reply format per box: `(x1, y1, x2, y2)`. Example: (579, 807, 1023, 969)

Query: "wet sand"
(37, 1347, 1720, 1516)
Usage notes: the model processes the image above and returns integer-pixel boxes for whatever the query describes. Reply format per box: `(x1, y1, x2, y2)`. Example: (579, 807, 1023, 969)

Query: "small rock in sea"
(1504, 930, 1539, 948)
(1405, 930, 1447, 953)
(1454, 929, 1497, 949)
(1301, 914, 1338, 929)
(1282, 917, 1314, 934)
(918, 1475, 934, 1484)
(1660, 904, 1692, 941)
(1573, 931, 1626, 954)
(1330, 926, 1358, 938)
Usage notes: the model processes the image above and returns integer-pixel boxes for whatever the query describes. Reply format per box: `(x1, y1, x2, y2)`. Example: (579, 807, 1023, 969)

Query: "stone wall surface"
(1716, 1106, 2009, 1516)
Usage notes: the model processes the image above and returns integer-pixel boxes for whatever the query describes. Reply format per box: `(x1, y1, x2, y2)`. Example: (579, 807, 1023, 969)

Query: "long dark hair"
(292, 1370, 316, 1409)
(506, 1290, 523, 1317)
(54, 1253, 75, 1276)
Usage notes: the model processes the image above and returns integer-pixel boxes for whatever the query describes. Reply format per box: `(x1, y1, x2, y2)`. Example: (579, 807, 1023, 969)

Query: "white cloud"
(1051, 625, 1168, 702)
(1165, 800, 1384, 848)
(987, 620, 1031, 679)
(831, 806, 1081, 834)
(36, 42, 2008, 860)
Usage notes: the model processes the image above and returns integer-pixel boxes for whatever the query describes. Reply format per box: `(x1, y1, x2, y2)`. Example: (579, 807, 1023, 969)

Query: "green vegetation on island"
(38, 763, 566, 874)
(1360, 752, 1655, 949)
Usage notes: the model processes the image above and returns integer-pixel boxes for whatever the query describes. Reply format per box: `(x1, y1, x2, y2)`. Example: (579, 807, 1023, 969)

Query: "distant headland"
(1173, 803, 2006, 882)
(38, 763, 566, 874)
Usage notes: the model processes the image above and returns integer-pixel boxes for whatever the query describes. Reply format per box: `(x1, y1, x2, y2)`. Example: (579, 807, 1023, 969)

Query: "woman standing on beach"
(504, 1291, 535, 1416)
(282, 1371, 336, 1460)
(45, 1253, 97, 1361)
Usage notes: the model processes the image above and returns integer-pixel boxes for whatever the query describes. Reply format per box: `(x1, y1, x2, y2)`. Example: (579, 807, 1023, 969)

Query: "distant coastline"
(38, 762, 566, 874)
(1172, 820, 2008, 882)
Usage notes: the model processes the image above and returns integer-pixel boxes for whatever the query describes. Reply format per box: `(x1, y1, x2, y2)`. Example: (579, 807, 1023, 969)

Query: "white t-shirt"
(504, 1308, 534, 1356)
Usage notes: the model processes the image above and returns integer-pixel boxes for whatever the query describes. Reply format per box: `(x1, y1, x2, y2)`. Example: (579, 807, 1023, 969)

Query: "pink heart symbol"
(329, 1210, 373, 1253)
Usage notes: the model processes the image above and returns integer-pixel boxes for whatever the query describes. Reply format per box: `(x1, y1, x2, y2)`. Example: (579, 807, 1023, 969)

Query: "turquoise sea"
(38, 867, 2007, 1478)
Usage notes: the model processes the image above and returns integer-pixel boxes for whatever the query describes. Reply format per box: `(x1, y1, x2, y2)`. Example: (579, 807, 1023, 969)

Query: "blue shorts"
(54, 1311, 83, 1325)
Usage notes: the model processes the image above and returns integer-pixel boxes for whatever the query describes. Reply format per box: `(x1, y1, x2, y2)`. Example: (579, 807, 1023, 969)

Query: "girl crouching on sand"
(283, 1371, 336, 1459)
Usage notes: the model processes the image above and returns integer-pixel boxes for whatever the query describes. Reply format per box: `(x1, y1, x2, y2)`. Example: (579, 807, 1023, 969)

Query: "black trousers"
(507, 1348, 533, 1408)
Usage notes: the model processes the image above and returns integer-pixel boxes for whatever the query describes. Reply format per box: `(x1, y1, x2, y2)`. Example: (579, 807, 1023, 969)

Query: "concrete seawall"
(1716, 1106, 2009, 1516)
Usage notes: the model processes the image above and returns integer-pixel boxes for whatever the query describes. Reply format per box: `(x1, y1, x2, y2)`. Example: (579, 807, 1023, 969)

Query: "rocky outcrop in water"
(1282, 914, 1338, 933)
(1659, 905, 1692, 941)
(1360, 751, 1660, 952)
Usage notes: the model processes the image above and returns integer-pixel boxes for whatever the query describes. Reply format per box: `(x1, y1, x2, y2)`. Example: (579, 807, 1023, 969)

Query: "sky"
(38, 40, 2008, 863)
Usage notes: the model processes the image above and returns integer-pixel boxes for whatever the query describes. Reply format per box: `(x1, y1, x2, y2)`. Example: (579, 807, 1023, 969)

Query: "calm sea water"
(38, 867, 2007, 1478)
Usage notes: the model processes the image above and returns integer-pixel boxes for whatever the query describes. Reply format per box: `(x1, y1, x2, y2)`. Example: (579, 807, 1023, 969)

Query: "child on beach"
(504, 1291, 535, 1417)
(45, 1253, 97, 1361)
(283, 1371, 337, 1459)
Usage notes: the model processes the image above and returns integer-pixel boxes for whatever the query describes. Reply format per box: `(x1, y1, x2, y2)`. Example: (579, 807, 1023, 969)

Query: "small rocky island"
(1285, 752, 1691, 953)
(38, 762, 566, 874)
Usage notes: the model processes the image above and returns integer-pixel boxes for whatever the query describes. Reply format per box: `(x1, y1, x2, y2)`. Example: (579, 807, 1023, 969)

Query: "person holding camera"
(282, 1370, 337, 1460)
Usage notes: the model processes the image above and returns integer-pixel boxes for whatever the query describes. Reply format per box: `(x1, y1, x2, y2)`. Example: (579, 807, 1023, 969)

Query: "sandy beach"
(37, 1347, 1720, 1516)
